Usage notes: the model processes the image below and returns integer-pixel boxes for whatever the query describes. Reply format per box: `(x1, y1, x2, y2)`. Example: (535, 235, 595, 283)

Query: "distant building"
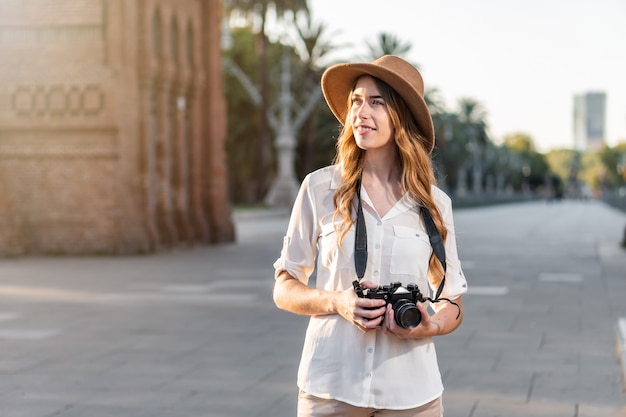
(0, 0, 233, 255)
(573, 91, 606, 152)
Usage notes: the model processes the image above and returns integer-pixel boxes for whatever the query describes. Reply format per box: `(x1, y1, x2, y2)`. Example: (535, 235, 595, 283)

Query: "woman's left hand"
(381, 303, 439, 339)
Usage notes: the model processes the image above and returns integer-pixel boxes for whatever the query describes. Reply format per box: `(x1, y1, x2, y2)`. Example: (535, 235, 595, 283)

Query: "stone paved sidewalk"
(0, 200, 624, 417)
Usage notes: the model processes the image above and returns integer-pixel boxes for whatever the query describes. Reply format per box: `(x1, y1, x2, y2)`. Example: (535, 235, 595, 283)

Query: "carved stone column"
(171, 75, 193, 243)
(155, 70, 178, 245)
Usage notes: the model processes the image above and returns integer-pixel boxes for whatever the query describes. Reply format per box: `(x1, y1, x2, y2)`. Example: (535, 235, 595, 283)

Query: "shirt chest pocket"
(390, 225, 432, 276)
(318, 223, 355, 271)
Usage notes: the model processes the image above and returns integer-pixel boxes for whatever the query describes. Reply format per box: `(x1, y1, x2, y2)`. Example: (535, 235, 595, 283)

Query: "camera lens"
(394, 300, 421, 328)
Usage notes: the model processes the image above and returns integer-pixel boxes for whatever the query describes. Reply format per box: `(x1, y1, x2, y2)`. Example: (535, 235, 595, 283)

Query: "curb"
(617, 317, 626, 390)
(232, 207, 290, 221)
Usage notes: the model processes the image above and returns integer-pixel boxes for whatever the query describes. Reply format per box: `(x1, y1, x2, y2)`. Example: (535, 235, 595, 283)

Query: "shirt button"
(366, 372, 372, 378)
(377, 221, 382, 226)
(367, 347, 374, 353)
(373, 270, 379, 276)
(375, 244, 380, 249)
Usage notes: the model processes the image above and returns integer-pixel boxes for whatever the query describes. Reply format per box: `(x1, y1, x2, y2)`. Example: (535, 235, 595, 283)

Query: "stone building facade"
(0, 0, 234, 255)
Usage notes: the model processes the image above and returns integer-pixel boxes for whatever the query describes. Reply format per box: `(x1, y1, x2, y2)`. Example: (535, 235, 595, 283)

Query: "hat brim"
(321, 62, 434, 153)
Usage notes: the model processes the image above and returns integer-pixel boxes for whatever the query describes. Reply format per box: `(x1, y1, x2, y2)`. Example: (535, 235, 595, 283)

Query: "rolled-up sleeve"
(273, 174, 319, 284)
(432, 189, 468, 307)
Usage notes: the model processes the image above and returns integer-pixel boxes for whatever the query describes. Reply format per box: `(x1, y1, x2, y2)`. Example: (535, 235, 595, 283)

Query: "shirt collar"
(329, 165, 342, 190)
(329, 165, 416, 220)
(360, 186, 415, 220)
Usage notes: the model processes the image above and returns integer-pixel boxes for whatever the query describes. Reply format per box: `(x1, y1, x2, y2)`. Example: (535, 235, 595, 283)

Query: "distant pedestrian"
(273, 55, 468, 417)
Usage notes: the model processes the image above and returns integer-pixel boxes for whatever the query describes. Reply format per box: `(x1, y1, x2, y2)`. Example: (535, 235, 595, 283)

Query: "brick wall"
(0, 0, 233, 255)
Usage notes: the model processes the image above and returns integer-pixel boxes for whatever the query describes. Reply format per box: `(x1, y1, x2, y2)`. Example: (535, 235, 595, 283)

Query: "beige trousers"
(297, 391, 443, 417)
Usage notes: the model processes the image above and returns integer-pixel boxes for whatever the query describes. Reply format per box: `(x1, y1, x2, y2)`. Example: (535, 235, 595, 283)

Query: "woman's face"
(350, 76, 394, 152)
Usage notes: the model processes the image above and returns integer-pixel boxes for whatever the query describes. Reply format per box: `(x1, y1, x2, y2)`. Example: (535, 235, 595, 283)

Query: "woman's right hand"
(274, 271, 385, 330)
(336, 280, 387, 332)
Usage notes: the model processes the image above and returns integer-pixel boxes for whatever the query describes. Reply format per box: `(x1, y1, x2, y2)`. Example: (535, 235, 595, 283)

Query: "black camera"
(353, 281, 427, 329)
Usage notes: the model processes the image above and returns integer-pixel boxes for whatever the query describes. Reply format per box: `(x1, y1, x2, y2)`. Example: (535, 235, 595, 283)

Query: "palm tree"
(432, 112, 469, 193)
(363, 32, 412, 60)
(288, 13, 339, 176)
(291, 13, 338, 69)
(457, 98, 490, 194)
(458, 98, 488, 132)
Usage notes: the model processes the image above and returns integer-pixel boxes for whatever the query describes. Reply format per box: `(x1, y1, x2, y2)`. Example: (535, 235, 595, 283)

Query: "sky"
(305, 0, 626, 152)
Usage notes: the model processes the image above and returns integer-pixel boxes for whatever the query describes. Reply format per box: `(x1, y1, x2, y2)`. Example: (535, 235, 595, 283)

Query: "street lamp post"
(221, 19, 322, 207)
(264, 53, 300, 207)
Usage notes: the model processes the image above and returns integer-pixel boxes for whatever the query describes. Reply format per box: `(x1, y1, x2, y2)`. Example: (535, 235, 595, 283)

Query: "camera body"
(353, 281, 426, 329)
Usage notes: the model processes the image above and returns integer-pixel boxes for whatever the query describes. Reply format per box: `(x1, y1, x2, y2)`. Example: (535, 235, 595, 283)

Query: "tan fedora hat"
(321, 55, 435, 153)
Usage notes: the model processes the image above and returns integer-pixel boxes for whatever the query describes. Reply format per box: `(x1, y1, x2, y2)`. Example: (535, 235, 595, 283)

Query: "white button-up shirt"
(274, 165, 468, 410)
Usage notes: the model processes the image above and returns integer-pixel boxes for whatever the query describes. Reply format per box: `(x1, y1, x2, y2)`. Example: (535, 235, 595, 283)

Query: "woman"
(273, 55, 468, 417)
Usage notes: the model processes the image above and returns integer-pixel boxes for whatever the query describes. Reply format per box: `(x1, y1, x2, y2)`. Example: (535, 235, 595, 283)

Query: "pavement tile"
(0, 200, 624, 416)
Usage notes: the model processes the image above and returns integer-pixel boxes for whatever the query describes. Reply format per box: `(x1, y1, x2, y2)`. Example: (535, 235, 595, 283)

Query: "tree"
(287, 13, 338, 177)
(290, 12, 338, 69)
(545, 149, 575, 182)
(598, 143, 626, 189)
(363, 32, 412, 60)
(432, 112, 467, 192)
(457, 98, 489, 142)
(580, 151, 603, 191)
(504, 132, 536, 154)
(503, 133, 550, 192)
(456, 98, 490, 195)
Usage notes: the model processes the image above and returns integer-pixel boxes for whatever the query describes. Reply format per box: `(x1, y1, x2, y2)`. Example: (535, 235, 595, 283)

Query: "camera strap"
(417, 205, 447, 300)
(353, 179, 460, 317)
(354, 176, 368, 279)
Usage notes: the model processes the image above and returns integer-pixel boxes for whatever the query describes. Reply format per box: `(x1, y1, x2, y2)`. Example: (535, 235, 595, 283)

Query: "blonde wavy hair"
(332, 76, 447, 287)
